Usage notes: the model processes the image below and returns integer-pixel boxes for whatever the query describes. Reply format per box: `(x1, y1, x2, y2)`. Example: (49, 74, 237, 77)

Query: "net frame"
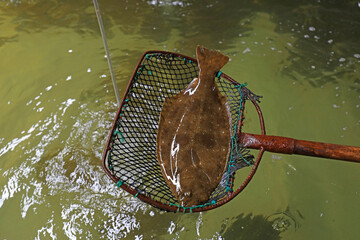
(102, 50, 266, 213)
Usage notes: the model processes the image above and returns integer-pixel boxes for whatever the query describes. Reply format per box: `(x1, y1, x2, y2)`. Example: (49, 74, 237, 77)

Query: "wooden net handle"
(240, 133, 360, 163)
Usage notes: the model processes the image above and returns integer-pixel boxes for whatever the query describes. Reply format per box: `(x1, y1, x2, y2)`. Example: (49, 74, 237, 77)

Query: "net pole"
(92, 0, 121, 106)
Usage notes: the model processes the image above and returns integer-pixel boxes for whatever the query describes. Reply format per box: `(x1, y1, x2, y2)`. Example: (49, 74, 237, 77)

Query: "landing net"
(102, 51, 261, 212)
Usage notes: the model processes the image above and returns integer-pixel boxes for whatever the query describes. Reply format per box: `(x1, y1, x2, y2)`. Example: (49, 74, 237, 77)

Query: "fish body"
(157, 46, 231, 207)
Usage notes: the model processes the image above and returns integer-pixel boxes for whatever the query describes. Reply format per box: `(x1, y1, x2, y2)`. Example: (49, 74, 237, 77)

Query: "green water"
(0, 0, 359, 239)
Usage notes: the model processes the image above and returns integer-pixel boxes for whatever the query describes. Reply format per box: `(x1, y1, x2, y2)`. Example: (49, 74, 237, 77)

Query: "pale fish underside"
(157, 46, 231, 207)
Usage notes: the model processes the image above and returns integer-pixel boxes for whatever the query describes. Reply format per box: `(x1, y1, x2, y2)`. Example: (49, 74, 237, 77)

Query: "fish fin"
(196, 45, 229, 74)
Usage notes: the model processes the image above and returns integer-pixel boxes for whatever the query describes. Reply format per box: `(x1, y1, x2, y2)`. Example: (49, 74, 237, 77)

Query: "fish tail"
(196, 45, 229, 75)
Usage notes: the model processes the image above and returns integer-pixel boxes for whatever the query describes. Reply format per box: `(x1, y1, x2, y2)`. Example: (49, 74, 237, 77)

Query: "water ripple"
(0, 95, 152, 238)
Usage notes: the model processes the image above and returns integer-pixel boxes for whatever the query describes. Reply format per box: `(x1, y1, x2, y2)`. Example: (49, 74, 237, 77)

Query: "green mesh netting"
(104, 52, 259, 211)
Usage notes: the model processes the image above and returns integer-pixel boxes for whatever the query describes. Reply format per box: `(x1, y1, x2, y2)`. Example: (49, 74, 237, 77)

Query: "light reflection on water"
(0, 92, 152, 238)
(0, 0, 359, 239)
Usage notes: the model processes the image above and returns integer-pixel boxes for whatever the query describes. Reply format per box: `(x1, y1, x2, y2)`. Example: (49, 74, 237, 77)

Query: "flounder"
(156, 46, 231, 207)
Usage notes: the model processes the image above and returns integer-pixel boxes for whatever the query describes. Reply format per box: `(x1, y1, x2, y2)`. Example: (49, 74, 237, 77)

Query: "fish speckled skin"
(157, 46, 231, 207)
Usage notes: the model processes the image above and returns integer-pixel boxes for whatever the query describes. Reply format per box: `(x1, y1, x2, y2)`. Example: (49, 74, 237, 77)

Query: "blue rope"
(225, 82, 252, 193)
(113, 130, 125, 143)
(170, 200, 217, 213)
(108, 151, 113, 170)
(183, 58, 192, 64)
(116, 180, 123, 187)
